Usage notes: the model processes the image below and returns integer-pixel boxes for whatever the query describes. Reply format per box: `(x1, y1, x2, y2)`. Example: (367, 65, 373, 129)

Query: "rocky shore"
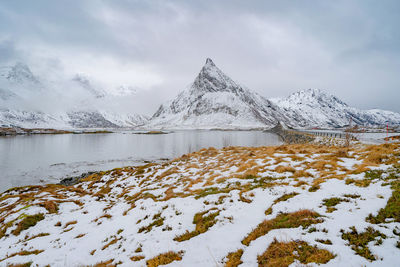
(0, 127, 113, 136)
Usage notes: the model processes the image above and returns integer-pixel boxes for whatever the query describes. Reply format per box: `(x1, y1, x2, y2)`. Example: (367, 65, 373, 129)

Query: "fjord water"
(0, 130, 281, 192)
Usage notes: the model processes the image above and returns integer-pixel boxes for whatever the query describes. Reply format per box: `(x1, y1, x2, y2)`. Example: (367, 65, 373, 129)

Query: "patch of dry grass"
(102, 238, 118, 250)
(64, 220, 77, 228)
(224, 248, 243, 267)
(292, 170, 313, 178)
(146, 251, 183, 267)
(24, 232, 49, 241)
(294, 180, 308, 187)
(257, 239, 335, 266)
(309, 178, 325, 192)
(130, 255, 145, 262)
(39, 200, 58, 214)
(75, 233, 85, 239)
(238, 190, 252, 203)
(345, 178, 371, 187)
(6, 263, 32, 267)
(274, 165, 296, 174)
(138, 212, 164, 233)
(273, 192, 299, 205)
(0, 250, 44, 262)
(242, 210, 323, 246)
(90, 259, 114, 267)
(174, 209, 219, 242)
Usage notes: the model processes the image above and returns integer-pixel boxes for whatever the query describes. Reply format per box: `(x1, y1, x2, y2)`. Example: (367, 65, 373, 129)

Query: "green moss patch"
(367, 181, 400, 224)
(322, 197, 350, 213)
(242, 210, 323, 246)
(12, 214, 44, 236)
(341, 226, 386, 261)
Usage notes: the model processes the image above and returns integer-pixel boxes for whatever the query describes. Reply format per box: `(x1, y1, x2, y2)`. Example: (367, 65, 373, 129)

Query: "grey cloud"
(0, 0, 399, 115)
(0, 39, 19, 63)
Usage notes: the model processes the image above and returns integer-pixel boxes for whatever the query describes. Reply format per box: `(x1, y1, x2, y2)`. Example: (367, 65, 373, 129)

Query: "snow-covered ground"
(0, 143, 399, 266)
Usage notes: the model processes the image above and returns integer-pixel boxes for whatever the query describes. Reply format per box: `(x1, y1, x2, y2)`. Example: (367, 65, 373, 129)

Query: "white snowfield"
(0, 143, 399, 266)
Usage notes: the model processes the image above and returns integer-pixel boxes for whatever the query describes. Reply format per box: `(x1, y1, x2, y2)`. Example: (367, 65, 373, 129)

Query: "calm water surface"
(0, 130, 281, 192)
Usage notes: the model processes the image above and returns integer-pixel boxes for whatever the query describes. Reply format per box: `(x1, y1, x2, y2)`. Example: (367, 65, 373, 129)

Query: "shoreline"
(0, 127, 113, 136)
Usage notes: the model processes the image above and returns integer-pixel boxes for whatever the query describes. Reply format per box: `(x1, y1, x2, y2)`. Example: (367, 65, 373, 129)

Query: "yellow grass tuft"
(39, 200, 58, 214)
(64, 220, 77, 228)
(90, 259, 114, 267)
(130, 255, 145, 262)
(258, 239, 335, 266)
(102, 238, 118, 250)
(224, 248, 243, 267)
(274, 165, 296, 174)
(146, 251, 183, 267)
(174, 209, 219, 242)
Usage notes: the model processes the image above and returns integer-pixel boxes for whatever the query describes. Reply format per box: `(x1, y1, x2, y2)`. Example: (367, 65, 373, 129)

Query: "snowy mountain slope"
(0, 63, 43, 102)
(72, 74, 106, 98)
(0, 109, 149, 129)
(0, 109, 65, 129)
(0, 88, 17, 101)
(99, 111, 148, 127)
(270, 89, 400, 128)
(0, 63, 149, 128)
(0, 62, 40, 85)
(149, 59, 285, 129)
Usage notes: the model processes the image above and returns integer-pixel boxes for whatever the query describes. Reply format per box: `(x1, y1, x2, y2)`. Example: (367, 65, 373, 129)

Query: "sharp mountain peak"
(192, 58, 243, 95)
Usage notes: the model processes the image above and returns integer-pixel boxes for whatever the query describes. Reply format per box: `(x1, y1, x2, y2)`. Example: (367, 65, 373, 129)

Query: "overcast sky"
(0, 0, 399, 115)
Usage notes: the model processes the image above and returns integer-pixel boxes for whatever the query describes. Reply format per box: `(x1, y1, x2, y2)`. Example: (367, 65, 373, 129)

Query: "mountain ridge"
(1, 59, 399, 129)
(149, 58, 285, 129)
(271, 88, 400, 128)
(149, 59, 400, 129)
(0, 62, 149, 128)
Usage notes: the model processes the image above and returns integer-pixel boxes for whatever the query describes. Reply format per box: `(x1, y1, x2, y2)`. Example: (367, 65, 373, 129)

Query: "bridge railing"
(294, 130, 356, 140)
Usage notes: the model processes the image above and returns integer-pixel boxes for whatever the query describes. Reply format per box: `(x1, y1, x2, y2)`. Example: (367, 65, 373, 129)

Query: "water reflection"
(0, 130, 281, 192)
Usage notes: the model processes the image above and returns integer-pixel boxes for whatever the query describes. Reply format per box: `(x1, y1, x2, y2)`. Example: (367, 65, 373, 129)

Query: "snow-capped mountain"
(271, 89, 400, 128)
(0, 62, 40, 85)
(0, 109, 63, 129)
(0, 109, 149, 129)
(149, 59, 400, 129)
(0, 88, 17, 101)
(72, 74, 106, 98)
(0, 63, 43, 101)
(149, 58, 285, 129)
(0, 62, 149, 128)
(114, 85, 137, 96)
(2, 60, 399, 129)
